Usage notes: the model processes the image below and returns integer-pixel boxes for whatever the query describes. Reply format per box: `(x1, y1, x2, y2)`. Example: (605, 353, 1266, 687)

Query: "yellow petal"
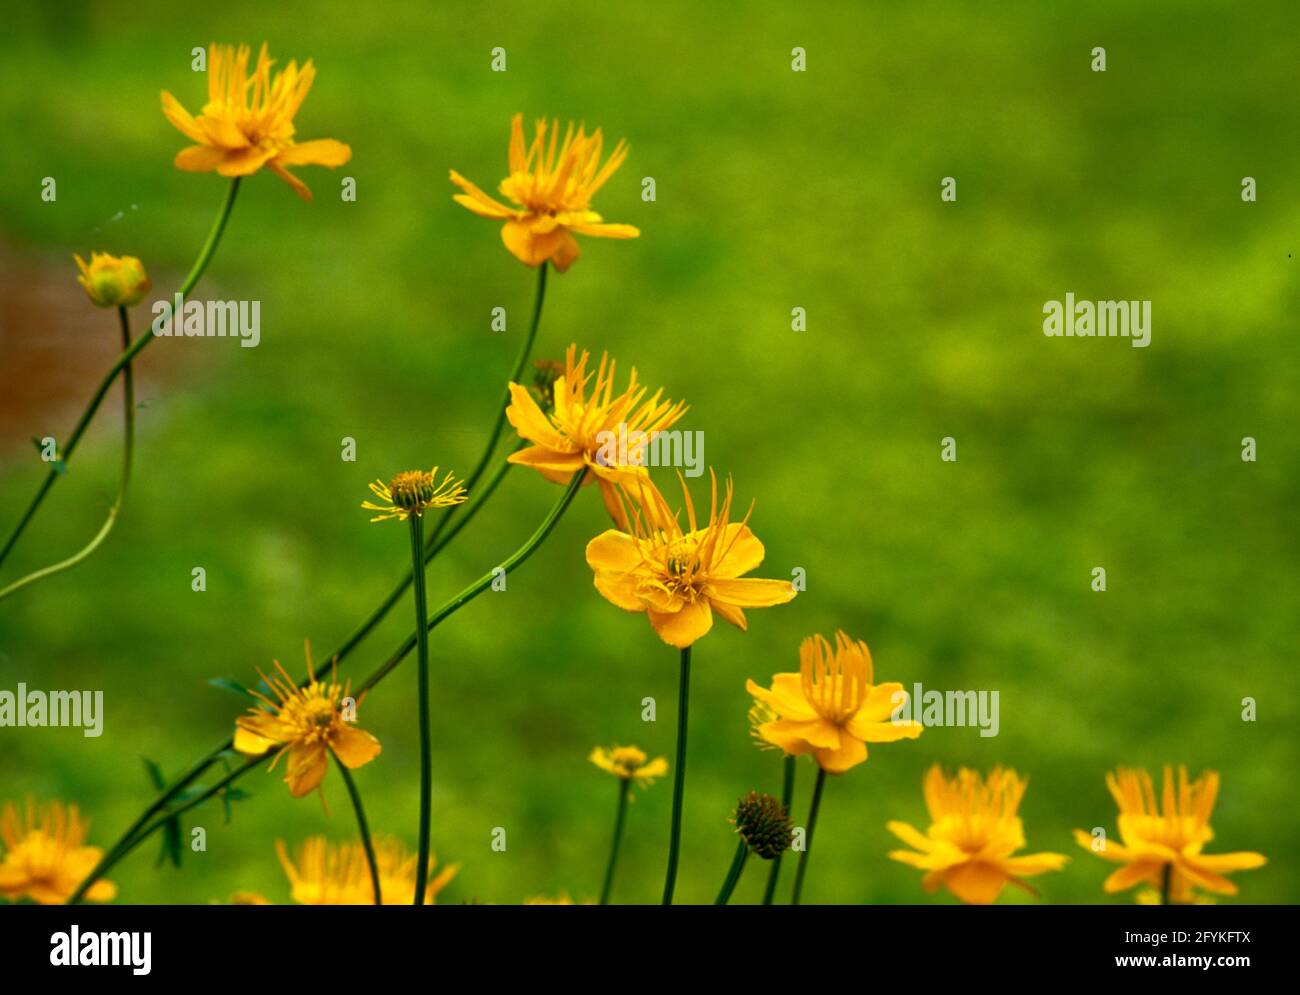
(944, 861, 1008, 905)
(276, 138, 352, 167)
(647, 598, 713, 648)
(705, 576, 797, 608)
(331, 724, 382, 769)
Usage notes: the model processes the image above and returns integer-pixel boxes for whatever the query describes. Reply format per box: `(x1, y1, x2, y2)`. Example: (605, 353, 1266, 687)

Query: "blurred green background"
(1, 0, 1296, 905)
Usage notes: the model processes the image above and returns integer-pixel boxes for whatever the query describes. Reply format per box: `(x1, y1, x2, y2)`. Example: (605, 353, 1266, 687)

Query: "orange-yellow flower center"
(389, 471, 437, 511)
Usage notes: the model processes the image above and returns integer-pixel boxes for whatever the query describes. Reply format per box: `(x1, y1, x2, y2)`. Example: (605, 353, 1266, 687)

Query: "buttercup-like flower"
(507, 344, 687, 524)
(162, 43, 352, 201)
(888, 765, 1067, 904)
(276, 836, 457, 905)
(0, 799, 116, 904)
(450, 113, 639, 271)
(1073, 766, 1265, 900)
(589, 745, 668, 790)
(233, 643, 381, 797)
(746, 631, 921, 773)
(362, 468, 468, 523)
(587, 472, 796, 648)
(74, 252, 150, 309)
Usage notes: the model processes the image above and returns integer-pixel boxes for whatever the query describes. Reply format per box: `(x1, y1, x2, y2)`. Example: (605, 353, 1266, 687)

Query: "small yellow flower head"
(277, 836, 457, 905)
(888, 765, 1067, 905)
(746, 631, 920, 773)
(1073, 766, 1265, 901)
(732, 791, 794, 860)
(362, 467, 468, 523)
(507, 344, 687, 526)
(233, 642, 381, 797)
(0, 798, 117, 904)
(451, 113, 640, 272)
(589, 745, 668, 791)
(73, 252, 151, 308)
(161, 43, 352, 201)
(587, 472, 796, 648)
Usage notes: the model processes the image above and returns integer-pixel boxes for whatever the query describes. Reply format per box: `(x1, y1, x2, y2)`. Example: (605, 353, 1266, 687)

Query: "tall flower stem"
(68, 471, 585, 904)
(0, 178, 241, 569)
(598, 779, 630, 905)
(0, 306, 136, 602)
(335, 754, 382, 905)
(714, 839, 749, 905)
(661, 645, 692, 905)
(762, 755, 796, 905)
(408, 511, 433, 906)
(791, 767, 827, 906)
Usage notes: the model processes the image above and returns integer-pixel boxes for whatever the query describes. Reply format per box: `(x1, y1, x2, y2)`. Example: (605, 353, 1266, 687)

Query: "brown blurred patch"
(0, 240, 188, 464)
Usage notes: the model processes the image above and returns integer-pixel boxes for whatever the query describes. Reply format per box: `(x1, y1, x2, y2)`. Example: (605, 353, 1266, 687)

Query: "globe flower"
(74, 252, 151, 308)
(586, 472, 796, 648)
(276, 836, 457, 905)
(0, 799, 116, 904)
(233, 645, 381, 797)
(162, 42, 352, 202)
(1073, 766, 1265, 900)
(745, 631, 921, 773)
(450, 113, 639, 271)
(507, 344, 687, 524)
(362, 468, 468, 523)
(887, 765, 1068, 905)
(589, 745, 668, 791)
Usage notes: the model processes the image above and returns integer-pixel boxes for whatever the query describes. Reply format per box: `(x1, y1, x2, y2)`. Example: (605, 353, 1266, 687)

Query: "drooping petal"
(331, 724, 382, 769)
(276, 138, 352, 167)
(943, 861, 1009, 905)
(285, 741, 328, 797)
(813, 735, 868, 774)
(647, 598, 713, 648)
(705, 576, 797, 608)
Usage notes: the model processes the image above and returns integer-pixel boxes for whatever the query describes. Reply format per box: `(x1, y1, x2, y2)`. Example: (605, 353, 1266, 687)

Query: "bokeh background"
(1, 0, 1296, 905)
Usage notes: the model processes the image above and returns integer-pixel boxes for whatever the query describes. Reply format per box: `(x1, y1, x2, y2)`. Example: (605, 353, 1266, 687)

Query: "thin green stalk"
(661, 645, 692, 905)
(599, 779, 631, 905)
(408, 511, 433, 906)
(714, 839, 749, 905)
(0, 179, 240, 568)
(791, 767, 827, 906)
(425, 262, 547, 551)
(68, 471, 584, 904)
(0, 306, 136, 602)
(335, 755, 382, 905)
(762, 754, 796, 905)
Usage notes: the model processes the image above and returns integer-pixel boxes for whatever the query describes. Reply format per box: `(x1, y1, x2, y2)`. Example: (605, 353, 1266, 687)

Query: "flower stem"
(598, 779, 630, 905)
(762, 754, 796, 905)
(0, 178, 240, 569)
(408, 511, 433, 906)
(335, 754, 382, 906)
(714, 839, 749, 905)
(791, 767, 827, 906)
(67, 471, 584, 904)
(661, 645, 692, 905)
(0, 306, 136, 602)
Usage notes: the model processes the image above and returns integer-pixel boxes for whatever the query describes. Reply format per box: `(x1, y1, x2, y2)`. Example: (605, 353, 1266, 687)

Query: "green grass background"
(1, 0, 1296, 904)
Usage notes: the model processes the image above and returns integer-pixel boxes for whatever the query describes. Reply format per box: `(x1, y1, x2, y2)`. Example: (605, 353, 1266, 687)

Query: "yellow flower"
(745, 631, 921, 773)
(276, 836, 457, 905)
(1073, 766, 1265, 900)
(73, 252, 151, 308)
(162, 43, 351, 202)
(233, 643, 381, 797)
(362, 467, 468, 523)
(589, 745, 668, 790)
(888, 765, 1068, 905)
(586, 472, 796, 648)
(0, 799, 116, 904)
(450, 113, 639, 271)
(507, 344, 687, 525)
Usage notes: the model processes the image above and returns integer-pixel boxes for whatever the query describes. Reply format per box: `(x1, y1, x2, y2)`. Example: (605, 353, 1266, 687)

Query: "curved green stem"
(791, 767, 827, 906)
(599, 779, 630, 906)
(661, 645, 692, 905)
(335, 754, 382, 905)
(0, 179, 240, 569)
(762, 754, 796, 905)
(0, 307, 136, 602)
(67, 471, 584, 904)
(408, 511, 433, 906)
(714, 839, 749, 905)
